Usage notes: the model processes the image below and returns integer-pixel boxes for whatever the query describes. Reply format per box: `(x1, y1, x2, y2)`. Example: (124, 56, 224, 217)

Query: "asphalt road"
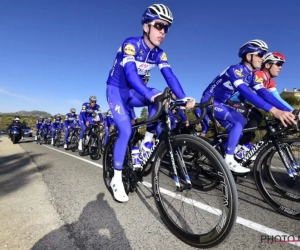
(5, 136, 300, 249)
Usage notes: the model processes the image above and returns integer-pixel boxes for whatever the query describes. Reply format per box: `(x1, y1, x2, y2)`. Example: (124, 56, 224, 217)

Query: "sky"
(0, 0, 299, 116)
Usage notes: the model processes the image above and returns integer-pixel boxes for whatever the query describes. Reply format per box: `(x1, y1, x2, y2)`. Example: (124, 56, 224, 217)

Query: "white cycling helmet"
(142, 4, 173, 25)
(263, 52, 286, 64)
(239, 39, 268, 57)
(89, 95, 97, 102)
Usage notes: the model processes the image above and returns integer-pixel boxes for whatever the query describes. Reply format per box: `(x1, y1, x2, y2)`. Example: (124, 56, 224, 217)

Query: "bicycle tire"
(152, 134, 238, 248)
(253, 140, 300, 220)
(90, 132, 101, 160)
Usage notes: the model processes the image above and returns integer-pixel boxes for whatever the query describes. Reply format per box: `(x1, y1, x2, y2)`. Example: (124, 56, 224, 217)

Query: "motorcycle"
(10, 126, 22, 144)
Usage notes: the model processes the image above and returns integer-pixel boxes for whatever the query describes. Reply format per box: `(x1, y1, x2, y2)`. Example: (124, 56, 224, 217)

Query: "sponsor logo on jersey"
(234, 69, 244, 78)
(124, 44, 136, 56)
(254, 75, 263, 83)
(160, 52, 167, 61)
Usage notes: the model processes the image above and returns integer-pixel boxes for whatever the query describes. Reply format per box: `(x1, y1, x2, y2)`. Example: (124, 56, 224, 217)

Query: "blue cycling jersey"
(64, 113, 78, 127)
(106, 36, 186, 101)
(202, 63, 290, 112)
(79, 102, 103, 124)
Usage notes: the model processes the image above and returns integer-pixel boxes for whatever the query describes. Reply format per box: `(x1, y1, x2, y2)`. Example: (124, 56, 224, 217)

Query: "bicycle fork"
(165, 138, 192, 191)
(274, 140, 299, 179)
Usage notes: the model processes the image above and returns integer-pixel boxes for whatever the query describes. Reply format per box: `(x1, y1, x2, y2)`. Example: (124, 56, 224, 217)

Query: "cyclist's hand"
(184, 97, 195, 109)
(86, 121, 90, 126)
(131, 119, 136, 125)
(186, 121, 190, 127)
(270, 108, 296, 127)
(68, 126, 70, 129)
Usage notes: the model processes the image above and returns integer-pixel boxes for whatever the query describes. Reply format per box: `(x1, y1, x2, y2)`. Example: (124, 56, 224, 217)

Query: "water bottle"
(132, 146, 141, 169)
(139, 141, 153, 162)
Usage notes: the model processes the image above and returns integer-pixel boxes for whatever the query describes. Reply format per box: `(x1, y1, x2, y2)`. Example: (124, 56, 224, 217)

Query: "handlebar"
(134, 87, 170, 127)
(266, 112, 300, 136)
(170, 97, 214, 126)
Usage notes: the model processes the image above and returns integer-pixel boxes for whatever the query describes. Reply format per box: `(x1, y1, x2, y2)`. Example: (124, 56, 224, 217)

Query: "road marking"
(43, 145, 300, 247)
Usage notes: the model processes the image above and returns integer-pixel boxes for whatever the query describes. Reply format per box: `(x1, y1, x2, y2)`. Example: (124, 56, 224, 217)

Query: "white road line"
(43, 145, 300, 247)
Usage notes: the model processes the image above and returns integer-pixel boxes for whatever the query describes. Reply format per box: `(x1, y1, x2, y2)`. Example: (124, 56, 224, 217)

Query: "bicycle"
(89, 123, 104, 160)
(198, 104, 300, 220)
(66, 127, 80, 152)
(53, 129, 62, 148)
(103, 88, 238, 248)
(79, 123, 103, 159)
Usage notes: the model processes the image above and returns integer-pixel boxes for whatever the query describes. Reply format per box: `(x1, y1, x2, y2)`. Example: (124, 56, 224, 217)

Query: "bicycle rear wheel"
(152, 134, 238, 248)
(90, 133, 101, 160)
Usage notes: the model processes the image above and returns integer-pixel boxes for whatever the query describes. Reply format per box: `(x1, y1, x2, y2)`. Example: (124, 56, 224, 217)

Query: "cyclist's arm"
(158, 51, 186, 99)
(177, 108, 188, 122)
(64, 115, 69, 127)
(252, 72, 292, 111)
(168, 111, 177, 123)
(228, 68, 273, 112)
(269, 89, 294, 110)
(122, 41, 154, 101)
(79, 104, 87, 124)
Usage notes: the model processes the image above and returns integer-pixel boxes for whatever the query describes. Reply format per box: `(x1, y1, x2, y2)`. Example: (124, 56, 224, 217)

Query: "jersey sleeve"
(121, 39, 154, 102)
(64, 115, 69, 127)
(227, 67, 273, 112)
(177, 108, 188, 122)
(250, 74, 291, 111)
(79, 103, 87, 123)
(157, 50, 186, 99)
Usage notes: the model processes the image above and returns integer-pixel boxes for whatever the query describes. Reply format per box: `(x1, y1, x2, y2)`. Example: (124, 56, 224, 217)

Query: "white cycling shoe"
(225, 155, 250, 174)
(110, 170, 128, 202)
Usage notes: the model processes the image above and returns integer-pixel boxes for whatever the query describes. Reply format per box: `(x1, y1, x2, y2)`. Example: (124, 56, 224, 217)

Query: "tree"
(140, 107, 148, 119)
(282, 96, 300, 106)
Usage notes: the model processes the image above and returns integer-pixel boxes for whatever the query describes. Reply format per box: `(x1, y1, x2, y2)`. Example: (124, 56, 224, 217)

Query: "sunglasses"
(91, 101, 97, 103)
(275, 61, 284, 67)
(253, 51, 266, 58)
(148, 21, 170, 33)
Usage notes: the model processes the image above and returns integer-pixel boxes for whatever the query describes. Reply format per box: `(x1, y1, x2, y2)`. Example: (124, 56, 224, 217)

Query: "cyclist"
(200, 39, 296, 174)
(35, 116, 44, 140)
(106, 4, 195, 202)
(42, 117, 52, 141)
(64, 108, 78, 149)
(51, 114, 63, 145)
(231, 51, 295, 158)
(78, 96, 103, 150)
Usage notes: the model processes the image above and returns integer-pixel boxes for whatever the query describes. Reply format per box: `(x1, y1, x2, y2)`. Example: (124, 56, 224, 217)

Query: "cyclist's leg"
(35, 124, 40, 140)
(209, 101, 249, 173)
(51, 124, 55, 144)
(107, 85, 132, 202)
(128, 87, 160, 146)
(103, 126, 109, 146)
(78, 121, 86, 150)
(64, 127, 69, 147)
(239, 106, 263, 145)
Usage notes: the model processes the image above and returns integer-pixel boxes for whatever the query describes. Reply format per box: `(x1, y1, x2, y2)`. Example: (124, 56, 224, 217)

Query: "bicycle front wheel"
(152, 134, 238, 248)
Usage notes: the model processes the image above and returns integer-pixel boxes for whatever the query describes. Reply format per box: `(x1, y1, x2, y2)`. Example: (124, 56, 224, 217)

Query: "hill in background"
(0, 110, 52, 117)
